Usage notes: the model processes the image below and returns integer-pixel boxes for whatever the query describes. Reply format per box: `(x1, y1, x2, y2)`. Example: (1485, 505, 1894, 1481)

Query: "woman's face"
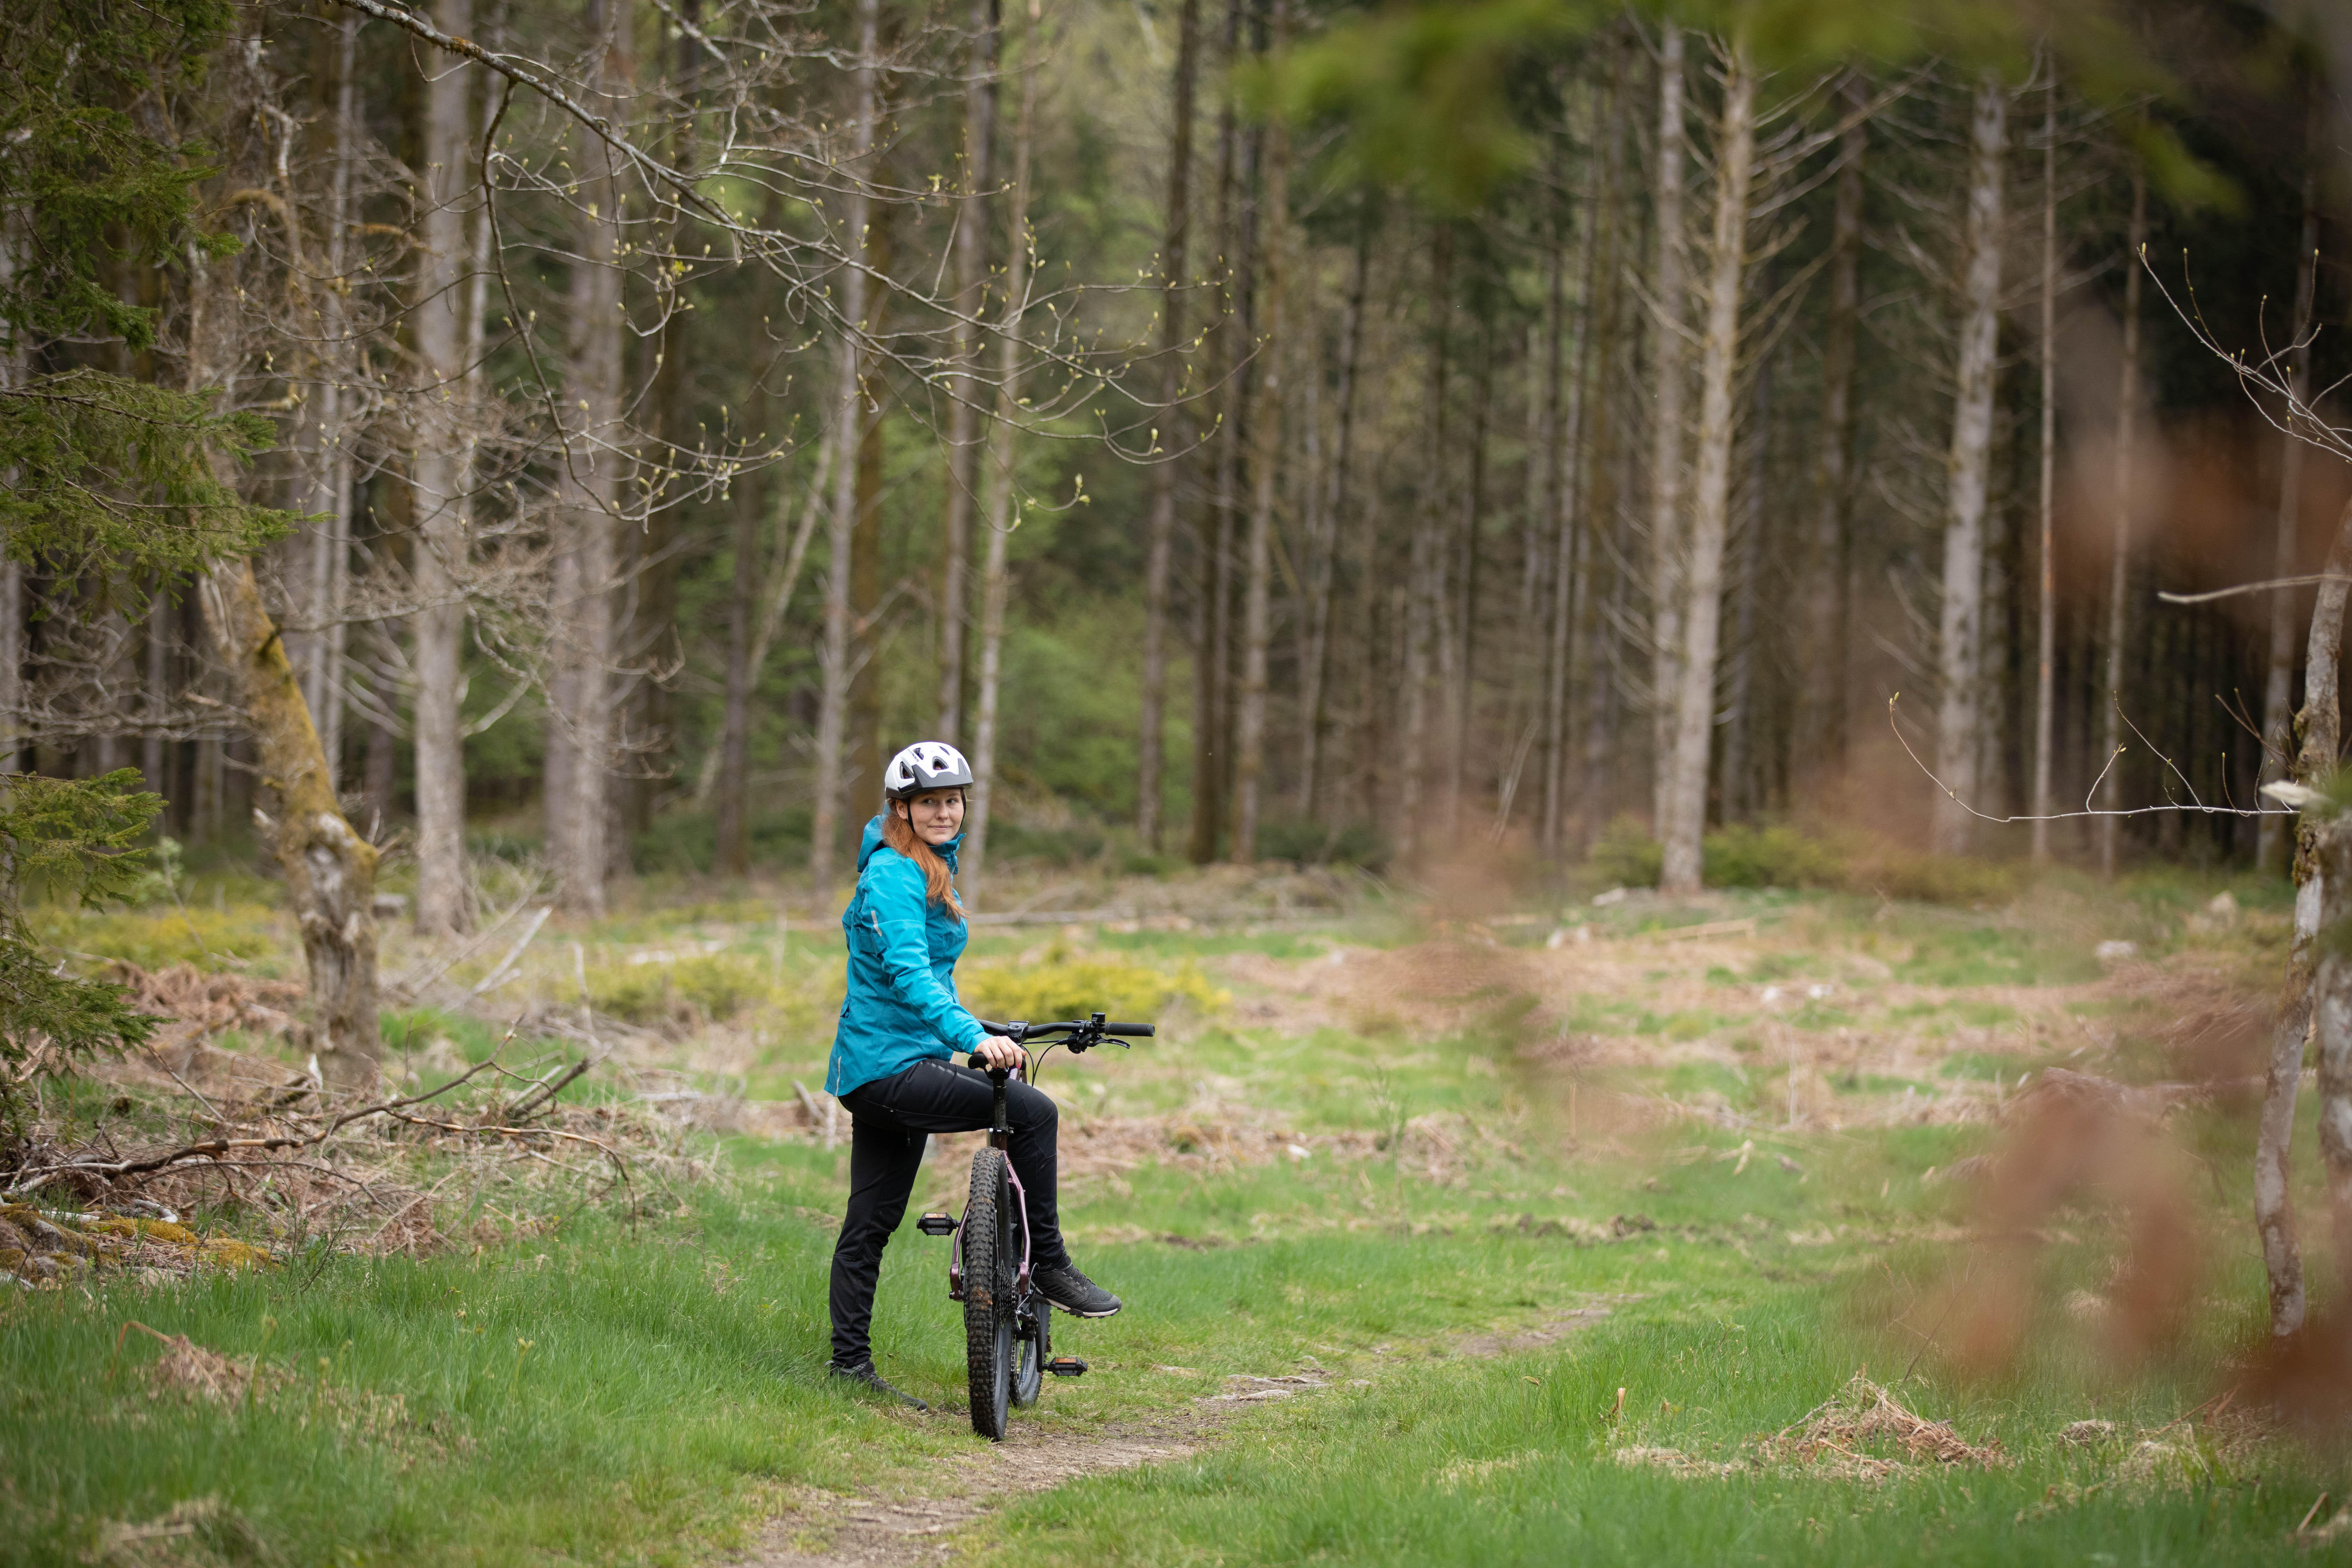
(897, 788, 965, 845)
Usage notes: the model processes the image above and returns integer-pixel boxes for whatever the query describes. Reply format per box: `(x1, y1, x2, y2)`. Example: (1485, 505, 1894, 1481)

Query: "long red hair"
(882, 801, 966, 920)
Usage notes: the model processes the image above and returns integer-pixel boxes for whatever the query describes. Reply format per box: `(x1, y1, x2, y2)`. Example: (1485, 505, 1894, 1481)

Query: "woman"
(824, 741, 1121, 1408)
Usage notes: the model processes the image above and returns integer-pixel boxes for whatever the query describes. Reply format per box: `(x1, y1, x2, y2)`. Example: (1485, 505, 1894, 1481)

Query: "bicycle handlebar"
(973, 1018, 1155, 1042)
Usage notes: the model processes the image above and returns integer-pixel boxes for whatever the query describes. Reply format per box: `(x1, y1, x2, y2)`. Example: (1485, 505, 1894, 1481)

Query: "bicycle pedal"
(916, 1212, 957, 1237)
(1046, 1357, 1088, 1378)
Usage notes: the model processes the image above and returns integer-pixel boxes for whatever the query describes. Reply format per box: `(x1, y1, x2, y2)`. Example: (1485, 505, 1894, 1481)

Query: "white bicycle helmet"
(884, 741, 975, 800)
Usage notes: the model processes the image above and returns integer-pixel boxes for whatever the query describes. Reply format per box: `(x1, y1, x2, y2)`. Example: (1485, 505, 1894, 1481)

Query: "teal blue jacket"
(825, 816, 988, 1096)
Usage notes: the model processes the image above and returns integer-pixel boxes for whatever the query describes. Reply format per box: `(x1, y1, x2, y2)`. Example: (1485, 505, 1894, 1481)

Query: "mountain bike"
(914, 1012, 1154, 1440)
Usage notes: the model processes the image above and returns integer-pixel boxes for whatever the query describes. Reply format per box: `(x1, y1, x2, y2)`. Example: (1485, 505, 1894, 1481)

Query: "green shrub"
(1590, 817, 1662, 889)
(36, 902, 288, 973)
(1703, 822, 1843, 889)
(1585, 817, 2017, 906)
(959, 942, 1226, 1025)
(985, 820, 1110, 866)
(589, 952, 777, 1028)
(1254, 819, 1391, 870)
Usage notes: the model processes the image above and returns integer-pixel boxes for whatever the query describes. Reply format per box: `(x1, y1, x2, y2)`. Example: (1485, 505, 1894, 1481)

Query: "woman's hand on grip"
(974, 1036, 1024, 1071)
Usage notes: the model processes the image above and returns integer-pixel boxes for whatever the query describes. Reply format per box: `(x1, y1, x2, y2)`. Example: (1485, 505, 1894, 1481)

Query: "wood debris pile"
(106, 961, 309, 1062)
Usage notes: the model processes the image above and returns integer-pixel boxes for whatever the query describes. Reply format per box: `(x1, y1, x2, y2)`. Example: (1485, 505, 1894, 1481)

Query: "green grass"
(2, 870, 2331, 1564)
(976, 1294, 2323, 1568)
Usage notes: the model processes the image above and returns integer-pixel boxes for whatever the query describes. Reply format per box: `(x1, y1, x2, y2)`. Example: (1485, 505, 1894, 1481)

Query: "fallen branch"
(2, 1029, 517, 1193)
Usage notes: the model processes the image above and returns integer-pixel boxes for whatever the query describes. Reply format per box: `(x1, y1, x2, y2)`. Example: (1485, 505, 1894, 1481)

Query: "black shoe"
(828, 1360, 928, 1409)
(1034, 1261, 1122, 1318)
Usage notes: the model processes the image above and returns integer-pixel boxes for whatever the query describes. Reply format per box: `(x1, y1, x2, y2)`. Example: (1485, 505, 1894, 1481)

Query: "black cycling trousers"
(827, 1057, 1068, 1368)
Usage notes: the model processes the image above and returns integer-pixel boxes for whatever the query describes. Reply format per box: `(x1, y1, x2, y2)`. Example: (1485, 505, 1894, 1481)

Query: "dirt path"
(740, 1408, 1212, 1567)
(741, 1308, 1621, 1567)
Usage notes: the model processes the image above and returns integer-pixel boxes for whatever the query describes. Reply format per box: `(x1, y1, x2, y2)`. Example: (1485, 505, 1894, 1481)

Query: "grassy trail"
(4, 877, 2342, 1564)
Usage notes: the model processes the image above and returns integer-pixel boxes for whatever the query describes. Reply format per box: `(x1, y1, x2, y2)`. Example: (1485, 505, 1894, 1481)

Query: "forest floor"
(5, 857, 2348, 1565)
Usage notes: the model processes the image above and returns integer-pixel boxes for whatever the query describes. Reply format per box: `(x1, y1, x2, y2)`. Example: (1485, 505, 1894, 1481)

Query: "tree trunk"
(1658, 42, 1753, 894)
(184, 228, 379, 1088)
(1540, 81, 1601, 856)
(2261, 92, 2321, 876)
(1647, 23, 1689, 840)
(1231, 0, 1288, 866)
(937, 0, 999, 743)
(2031, 74, 2059, 862)
(963, 0, 1040, 908)
(1721, 346, 1770, 820)
(0, 211, 21, 772)
(1804, 75, 1864, 783)
(1298, 210, 1367, 822)
(2094, 160, 2146, 877)
(808, 0, 880, 892)
(410, 0, 473, 935)
(1931, 75, 2007, 858)
(1568, 33, 1630, 850)
(302, 11, 359, 782)
(1188, 0, 1249, 867)
(2260, 493, 2352, 1335)
(1136, 0, 1200, 850)
(2278, 495, 2352, 1335)
(1397, 223, 1451, 863)
(620, 2, 704, 849)
(550, 0, 629, 916)
(203, 560, 380, 1088)
(1445, 329, 1491, 841)
(845, 180, 895, 842)
(142, 591, 169, 790)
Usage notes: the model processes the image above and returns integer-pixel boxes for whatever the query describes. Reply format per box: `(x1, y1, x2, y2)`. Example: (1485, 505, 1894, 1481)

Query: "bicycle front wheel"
(962, 1147, 1015, 1440)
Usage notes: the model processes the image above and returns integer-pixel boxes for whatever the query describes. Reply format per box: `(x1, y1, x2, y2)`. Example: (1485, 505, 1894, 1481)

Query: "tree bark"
(937, 0, 999, 743)
(2031, 74, 2059, 862)
(1298, 209, 1367, 823)
(845, 183, 894, 840)
(1397, 223, 1451, 863)
(1647, 23, 1689, 840)
(1802, 75, 1864, 784)
(1187, 0, 1249, 867)
(2094, 160, 2147, 877)
(1658, 42, 1754, 894)
(808, 0, 880, 892)
(410, 0, 473, 935)
(203, 561, 380, 1088)
(1931, 75, 2007, 858)
(1445, 329, 1492, 841)
(963, 0, 1040, 908)
(2261, 91, 2322, 876)
(184, 228, 378, 1089)
(1136, 0, 1200, 852)
(2278, 495, 2352, 1335)
(545, 0, 632, 915)
(1230, 0, 1288, 865)
(1540, 80, 1601, 856)
(1721, 346, 1770, 819)
(301, 11, 359, 782)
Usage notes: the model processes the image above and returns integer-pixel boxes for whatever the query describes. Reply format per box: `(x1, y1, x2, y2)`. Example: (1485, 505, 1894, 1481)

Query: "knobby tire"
(964, 1147, 1014, 1439)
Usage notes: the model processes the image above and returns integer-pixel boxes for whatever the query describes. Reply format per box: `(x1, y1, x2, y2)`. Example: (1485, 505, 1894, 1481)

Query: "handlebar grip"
(1105, 1023, 1154, 1037)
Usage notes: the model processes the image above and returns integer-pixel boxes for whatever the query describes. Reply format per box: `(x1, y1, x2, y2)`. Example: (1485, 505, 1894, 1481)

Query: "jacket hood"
(856, 813, 963, 873)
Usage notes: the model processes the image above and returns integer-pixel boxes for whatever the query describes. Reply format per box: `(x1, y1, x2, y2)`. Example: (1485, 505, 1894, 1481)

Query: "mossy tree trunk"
(200, 560, 380, 1090)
